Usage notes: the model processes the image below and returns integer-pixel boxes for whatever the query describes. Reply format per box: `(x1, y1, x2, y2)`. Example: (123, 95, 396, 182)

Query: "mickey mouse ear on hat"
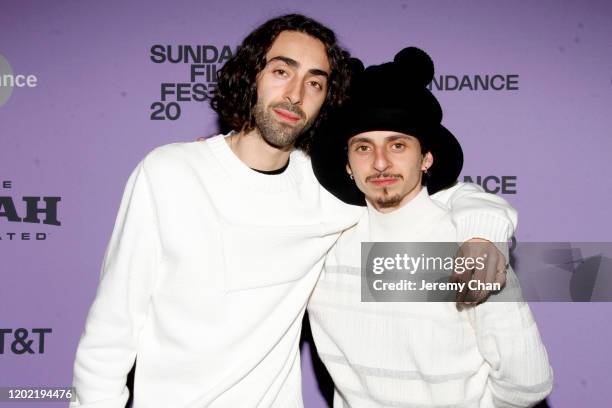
(393, 47, 434, 88)
(347, 57, 365, 76)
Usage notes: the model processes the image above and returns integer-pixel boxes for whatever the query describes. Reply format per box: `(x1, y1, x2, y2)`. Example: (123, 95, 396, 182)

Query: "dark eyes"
(353, 143, 406, 152)
(308, 80, 323, 90)
(271, 69, 323, 91)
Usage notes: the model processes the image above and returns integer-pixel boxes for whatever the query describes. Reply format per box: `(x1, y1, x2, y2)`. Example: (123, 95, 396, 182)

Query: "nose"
(284, 77, 303, 105)
(373, 148, 391, 173)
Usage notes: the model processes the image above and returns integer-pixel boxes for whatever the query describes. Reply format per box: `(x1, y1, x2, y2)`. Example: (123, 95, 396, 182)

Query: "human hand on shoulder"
(451, 238, 507, 310)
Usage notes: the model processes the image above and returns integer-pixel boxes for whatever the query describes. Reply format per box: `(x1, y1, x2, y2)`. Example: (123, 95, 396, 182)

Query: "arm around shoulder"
(431, 181, 518, 244)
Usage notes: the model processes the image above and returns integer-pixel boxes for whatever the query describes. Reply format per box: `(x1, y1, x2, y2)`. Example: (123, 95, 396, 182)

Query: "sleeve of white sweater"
(71, 160, 162, 407)
(431, 182, 518, 244)
(467, 299, 554, 407)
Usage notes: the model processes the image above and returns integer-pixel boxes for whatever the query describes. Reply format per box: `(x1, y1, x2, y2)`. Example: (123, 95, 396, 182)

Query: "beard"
(373, 188, 403, 209)
(253, 100, 312, 148)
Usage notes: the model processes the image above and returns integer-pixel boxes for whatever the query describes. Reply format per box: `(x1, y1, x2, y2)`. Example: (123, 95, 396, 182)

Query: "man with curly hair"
(71, 14, 517, 408)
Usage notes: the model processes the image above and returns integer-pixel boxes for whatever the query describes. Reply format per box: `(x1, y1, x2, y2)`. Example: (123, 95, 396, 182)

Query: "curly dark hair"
(210, 14, 353, 154)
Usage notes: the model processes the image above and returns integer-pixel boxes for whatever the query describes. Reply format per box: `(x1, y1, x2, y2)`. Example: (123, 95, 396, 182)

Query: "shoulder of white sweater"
(426, 192, 453, 214)
(140, 138, 312, 175)
(429, 181, 483, 206)
(142, 141, 208, 169)
(296, 150, 365, 225)
(135, 138, 237, 188)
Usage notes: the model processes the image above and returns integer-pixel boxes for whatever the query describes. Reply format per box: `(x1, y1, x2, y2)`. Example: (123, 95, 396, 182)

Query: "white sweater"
(308, 188, 553, 408)
(71, 134, 518, 408)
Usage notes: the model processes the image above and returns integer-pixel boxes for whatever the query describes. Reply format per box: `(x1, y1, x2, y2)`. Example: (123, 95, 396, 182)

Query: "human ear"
(422, 152, 434, 171)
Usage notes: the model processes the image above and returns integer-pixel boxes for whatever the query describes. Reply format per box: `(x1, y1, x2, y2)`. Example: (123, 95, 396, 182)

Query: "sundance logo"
(0, 54, 38, 107)
(428, 74, 519, 91)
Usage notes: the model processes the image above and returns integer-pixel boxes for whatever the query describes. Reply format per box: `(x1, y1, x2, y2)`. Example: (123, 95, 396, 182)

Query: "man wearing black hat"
(308, 47, 553, 407)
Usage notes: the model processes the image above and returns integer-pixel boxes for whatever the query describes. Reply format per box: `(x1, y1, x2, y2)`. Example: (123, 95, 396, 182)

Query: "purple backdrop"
(1, 1, 611, 407)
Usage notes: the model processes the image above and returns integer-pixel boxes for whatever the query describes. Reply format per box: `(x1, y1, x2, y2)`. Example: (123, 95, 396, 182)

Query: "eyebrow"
(348, 137, 372, 146)
(386, 134, 415, 142)
(267, 56, 330, 78)
(348, 134, 415, 145)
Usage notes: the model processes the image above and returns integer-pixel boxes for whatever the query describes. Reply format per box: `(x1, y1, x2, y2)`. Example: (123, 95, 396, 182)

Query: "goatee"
(374, 188, 403, 209)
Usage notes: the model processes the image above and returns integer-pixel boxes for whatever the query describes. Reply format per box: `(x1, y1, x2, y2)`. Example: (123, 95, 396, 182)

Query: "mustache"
(365, 173, 403, 182)
(271, 102, 306, 119)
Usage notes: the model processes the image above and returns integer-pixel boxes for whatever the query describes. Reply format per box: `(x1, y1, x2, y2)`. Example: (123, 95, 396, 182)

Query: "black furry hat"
(311, 46, 463, 206)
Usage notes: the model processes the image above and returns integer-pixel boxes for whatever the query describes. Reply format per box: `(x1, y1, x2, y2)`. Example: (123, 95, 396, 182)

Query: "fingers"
(452, 267, 473, 310)
(454, 240, 507, 309)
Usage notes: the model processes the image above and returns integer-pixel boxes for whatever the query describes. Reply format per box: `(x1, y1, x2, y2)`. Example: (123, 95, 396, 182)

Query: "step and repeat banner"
(1, 1, 611, 407)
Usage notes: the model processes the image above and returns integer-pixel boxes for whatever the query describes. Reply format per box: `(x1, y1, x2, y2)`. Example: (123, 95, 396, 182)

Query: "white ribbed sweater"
(308, 189, 553, 408)
(71, 134, 518, 407)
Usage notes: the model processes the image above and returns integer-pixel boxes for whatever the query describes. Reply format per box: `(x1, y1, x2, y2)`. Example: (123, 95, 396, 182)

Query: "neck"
(368, 184, 423, 214)
(228, 129, 292, 171)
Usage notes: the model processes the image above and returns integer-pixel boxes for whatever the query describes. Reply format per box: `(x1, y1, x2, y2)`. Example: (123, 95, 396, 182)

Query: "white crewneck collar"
(366, 188, 444, 240)
(206, 133, 304, 193)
